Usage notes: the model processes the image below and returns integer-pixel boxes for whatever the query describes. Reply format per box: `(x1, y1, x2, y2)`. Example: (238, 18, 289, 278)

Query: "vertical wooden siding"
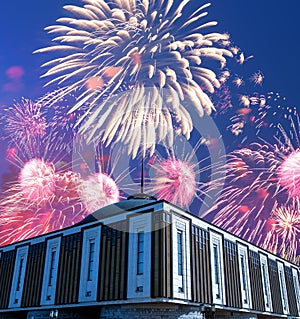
(0, 250, 16, 308)
(191, 225, 212, 304)
(21, 242, 46, 307)
(223, 240, 242, 308)
(55, 233, 82, 305)
(248, 250, 265, 312)
(284, 266, 299, 317)
(267, 260, 283, 314)
(98, 222, 128, 301)
(151, 213, 172, 299)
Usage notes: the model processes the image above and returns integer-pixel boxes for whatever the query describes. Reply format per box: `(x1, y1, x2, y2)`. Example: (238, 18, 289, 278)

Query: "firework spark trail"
(0, 157, 86, 245)
(2, 98, 47, 144)
(0, 101, 122, 245)
(204, 143, 287, 245)
(263, 199, 300, 264)
(204, 108, 300, 264)
(149, 157, 197, 208)
(78, 172, 120, 214)
(34, 0, 233, 157)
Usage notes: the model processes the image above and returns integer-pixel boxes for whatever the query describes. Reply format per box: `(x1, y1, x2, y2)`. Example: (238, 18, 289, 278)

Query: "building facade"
(0, 198, 299, 319)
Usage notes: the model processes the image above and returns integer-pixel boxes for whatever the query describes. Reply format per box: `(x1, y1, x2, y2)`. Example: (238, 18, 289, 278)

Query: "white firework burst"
(35, 0, 232, 157)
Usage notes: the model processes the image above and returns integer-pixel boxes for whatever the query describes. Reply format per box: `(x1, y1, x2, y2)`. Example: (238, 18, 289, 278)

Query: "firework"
(35, 0, 233, 157)
(205, 135, 300, 263)
(19, 158, 56, 204)
(204, 143, 284, 240)
(0, 169, 88, 245)
(2, 98, 47, 144)
(263, 199, 300, 265)
(150, 157, 196, 208)
(278, 150, 300, 197)
(142, 116, 226, 212)
(78, 172, 120, 214)
(250, 70, 264, 86)
(0, 125, 128, 245)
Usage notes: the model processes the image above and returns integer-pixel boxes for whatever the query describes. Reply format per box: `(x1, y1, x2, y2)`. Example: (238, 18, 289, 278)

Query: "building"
(0, 197, 299, 319)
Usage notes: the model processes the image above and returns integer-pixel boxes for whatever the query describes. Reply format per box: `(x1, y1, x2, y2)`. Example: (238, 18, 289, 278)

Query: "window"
(240, 255, 247, 301)
(40, 237, 61, 305)
(16, 258, 24, 292)
(237, 245, 251, 309)
(9, 246, 28, 308)
(262, 264, 270, 307)
(78, 226, 101, 302)
(277, 262, 289, 314)
(213, 243, 221, 299)
(260, 255, 272, 311)
(177, 231, 183, 276)
(127, 213, 152, 299)
(48, 249, 56, 287)
(87, 240, 95, 281)
(210, 233, 225, 304)
(137, 231, 144, 275)
(292, 268, 300, 314)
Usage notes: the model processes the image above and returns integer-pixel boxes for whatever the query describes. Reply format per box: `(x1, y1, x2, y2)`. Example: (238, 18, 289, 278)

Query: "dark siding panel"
(285, 266, 298, 317)
(151, 212, 172, 299)
(55, 233, 82, 305)
(191, 225, 212, 304)
(223, 240, 242, 308)
(248, 250, 265, 312)
(268, 260, 283, 314)
(98, 221, 128, 301)
(22, 242, 46, 307)
(119, 222, 128, 300)
(0, 250, 16, 308)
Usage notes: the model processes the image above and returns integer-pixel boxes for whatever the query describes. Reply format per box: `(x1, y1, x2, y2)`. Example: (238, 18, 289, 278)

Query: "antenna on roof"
(127, 147, 157, 201)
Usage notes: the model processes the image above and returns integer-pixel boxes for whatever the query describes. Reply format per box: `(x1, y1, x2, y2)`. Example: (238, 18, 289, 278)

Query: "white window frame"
(171, 216, 191, 300)
(210, 232, 226, 305)
(260, 254, 272, 312)
(127, 213, 152, 299)
(40, 237, 61, 305)
(277, 262, 289, 314)
(9, 246, 29, 308)
(292, 268, 300, 316)
(79, 225, 101, 302)
(237, 244, 252, 309)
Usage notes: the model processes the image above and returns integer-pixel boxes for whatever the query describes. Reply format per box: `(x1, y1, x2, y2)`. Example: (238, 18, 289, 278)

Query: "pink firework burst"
(205, 143, 286, 244)
(0, 168, 86, 246)
(151, 158, 196, 208)
(278, 150, 300, 197)
(19, 158, 56, 204)
(3, 98, 47, 142)
(78, 172, 120, 214)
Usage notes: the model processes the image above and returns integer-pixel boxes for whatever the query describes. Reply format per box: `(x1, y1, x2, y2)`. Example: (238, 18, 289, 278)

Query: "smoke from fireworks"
(35, 0, 233, 157)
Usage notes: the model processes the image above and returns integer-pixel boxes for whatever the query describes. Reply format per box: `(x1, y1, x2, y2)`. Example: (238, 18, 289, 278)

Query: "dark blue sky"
(0, 0, 299, 184)
(0, 0, 299, 105)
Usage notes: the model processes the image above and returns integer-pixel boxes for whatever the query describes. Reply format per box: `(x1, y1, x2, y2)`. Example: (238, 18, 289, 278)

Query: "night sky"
(1, 0, 299, 199)
(1, 1, 299, 105)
